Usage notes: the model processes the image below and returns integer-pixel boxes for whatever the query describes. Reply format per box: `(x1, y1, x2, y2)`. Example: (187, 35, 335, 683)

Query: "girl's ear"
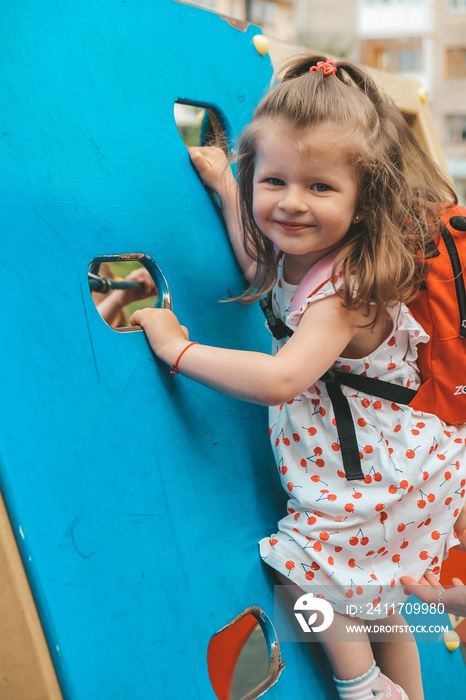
(353, 213, 363, 224)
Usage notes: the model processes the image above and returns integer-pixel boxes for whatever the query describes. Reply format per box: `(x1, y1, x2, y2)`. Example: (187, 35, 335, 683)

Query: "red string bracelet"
(170, 341, 199, 374)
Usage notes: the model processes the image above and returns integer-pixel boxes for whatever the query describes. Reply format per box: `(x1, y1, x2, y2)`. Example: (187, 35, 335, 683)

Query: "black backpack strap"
(259, 291, 420, 481)
(322, 373, 365, 480)
(259, 292, 293, 340)
(328, 369, 418, 404)
(320, 369, 417, 481)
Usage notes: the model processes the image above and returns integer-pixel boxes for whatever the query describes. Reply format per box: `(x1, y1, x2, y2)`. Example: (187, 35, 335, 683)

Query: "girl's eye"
(267, 177, 285, 186)
(312, 183, 330, 192)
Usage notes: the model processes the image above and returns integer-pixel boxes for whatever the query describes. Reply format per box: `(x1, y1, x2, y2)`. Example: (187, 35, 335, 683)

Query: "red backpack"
(260, 203, 466, 480)
(408, 204, 466, 424)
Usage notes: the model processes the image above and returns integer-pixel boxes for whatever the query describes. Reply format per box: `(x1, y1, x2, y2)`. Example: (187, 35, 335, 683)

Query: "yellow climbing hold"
(417, 87, 428, 103)
(444, 629, 461, 652)
(448, 613, 466, 643)
(253, 35, 269, 57)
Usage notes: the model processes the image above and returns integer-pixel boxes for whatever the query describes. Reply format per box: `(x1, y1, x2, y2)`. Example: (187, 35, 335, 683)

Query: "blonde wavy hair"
(234, 54, 457, 325)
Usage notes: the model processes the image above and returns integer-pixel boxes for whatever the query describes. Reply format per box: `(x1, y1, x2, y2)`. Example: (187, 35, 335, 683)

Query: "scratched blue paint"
(0, 1, 464, 699)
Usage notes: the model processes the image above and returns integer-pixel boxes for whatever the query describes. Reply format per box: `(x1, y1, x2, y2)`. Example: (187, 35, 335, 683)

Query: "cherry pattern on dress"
(259, 261, 466, 618)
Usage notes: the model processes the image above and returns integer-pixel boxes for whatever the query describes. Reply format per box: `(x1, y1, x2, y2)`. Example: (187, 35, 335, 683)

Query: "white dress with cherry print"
(259, 262, 466, 618)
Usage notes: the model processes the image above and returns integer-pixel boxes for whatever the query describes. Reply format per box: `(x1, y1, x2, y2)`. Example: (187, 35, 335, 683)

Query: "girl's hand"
(400, 573, 466, 618)
(118, 267, 158, 306)
(130, 308, 189, 363)
(188, 146, 235, 198)
(95, 268, 158, 328)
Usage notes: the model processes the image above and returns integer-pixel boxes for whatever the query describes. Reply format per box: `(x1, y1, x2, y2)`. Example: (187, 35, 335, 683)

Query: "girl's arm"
(130, 293, 360, 406)
(189, 147, 256, 282)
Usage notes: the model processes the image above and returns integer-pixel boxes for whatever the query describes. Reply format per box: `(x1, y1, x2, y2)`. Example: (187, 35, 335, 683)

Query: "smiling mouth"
(276, 221, 313, 232)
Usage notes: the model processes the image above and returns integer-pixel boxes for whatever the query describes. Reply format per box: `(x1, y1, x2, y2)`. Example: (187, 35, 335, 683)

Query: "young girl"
(131, 56, 466, 700)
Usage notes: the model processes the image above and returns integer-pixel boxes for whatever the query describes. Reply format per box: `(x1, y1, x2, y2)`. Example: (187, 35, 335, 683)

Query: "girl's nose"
(278, 186, 308, 213)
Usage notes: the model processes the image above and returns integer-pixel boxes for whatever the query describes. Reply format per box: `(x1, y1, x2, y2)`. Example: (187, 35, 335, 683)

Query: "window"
(449, 0, 466, 12)
(251, 0, 277, 25)
(398, 48, 421, 72)
(445, 115, 466, 143)
(378, 50, 394, 72)
(446, 48, 466, 77)
(361, 39, 422, 75)
(399, 50, 409, 72)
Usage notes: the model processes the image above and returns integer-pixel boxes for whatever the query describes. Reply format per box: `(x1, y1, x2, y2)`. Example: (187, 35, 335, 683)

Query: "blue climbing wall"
(0, 1, 464, 698)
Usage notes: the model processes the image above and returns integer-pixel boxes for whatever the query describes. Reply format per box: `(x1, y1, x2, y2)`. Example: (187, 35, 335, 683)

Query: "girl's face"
(252, 123, 360, 276)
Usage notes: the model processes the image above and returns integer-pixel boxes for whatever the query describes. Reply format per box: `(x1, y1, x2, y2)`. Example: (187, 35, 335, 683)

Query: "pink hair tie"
(310, 58, 337, 76)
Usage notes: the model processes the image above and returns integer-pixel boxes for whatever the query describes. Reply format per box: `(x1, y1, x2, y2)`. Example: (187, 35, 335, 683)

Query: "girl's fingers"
(399, 575, 420, 587)
(188, 147, 206, 174)
(452, 577, 465, 586)
(188, 146, 229, 190)
(423, 573, 441, 587)
(401, 574, 434, 588)
(130, 310, 142, 325)
(132, 269, 157, 296)
(400, 574, 439, 604)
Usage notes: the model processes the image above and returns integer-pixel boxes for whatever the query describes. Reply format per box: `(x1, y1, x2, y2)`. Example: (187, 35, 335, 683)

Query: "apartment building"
(431, 0, 466, 192)
(193, 0, 298, 42)
(188, 0, 466, 193)
(190, 0, 359, 53)
(358, 0, 466, 194)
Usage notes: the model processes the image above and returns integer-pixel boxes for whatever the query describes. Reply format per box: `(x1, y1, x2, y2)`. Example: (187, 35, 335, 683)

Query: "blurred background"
(186, 0, 466, 203)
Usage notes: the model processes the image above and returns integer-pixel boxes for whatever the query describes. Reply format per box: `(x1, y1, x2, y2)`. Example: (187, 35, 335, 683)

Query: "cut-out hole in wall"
(207, 608, 283, 700)
(88, 254, 171, 332)
(230, 624, 270, 700)
(174, 101, 231, 216)
(174, 101, 229, 151)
